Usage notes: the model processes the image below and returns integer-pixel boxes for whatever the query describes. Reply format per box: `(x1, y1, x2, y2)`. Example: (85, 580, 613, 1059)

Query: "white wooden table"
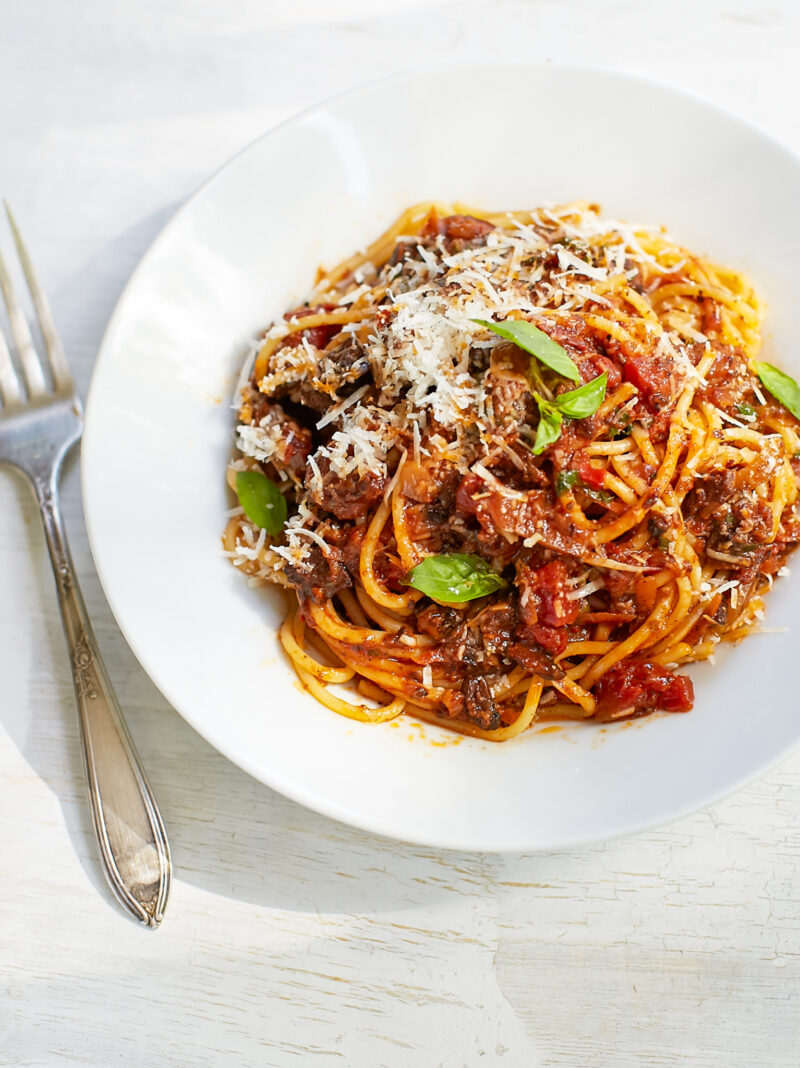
(2, 2, 799, 1064)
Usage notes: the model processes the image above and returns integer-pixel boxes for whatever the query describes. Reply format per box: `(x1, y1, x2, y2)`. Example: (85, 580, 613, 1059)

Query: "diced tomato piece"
(594, 660, 694, 721)
(526, 624, 568, 656)
(420, 212, 493, 242)
(518, 559, 580, 629)
(575, 452, 607, 490)
(622, 356, 670, 403)
(440, 215, 494, 242)
(283, 304, 339, 350)
(578, 353, 622, 391)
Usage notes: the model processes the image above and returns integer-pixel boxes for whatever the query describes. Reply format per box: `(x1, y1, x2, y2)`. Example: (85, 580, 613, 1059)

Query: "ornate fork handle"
(34, 469, 171, 927)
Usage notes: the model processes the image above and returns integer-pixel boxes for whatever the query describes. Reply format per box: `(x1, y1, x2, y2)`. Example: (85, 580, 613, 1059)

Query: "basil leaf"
(404, 553, 506, 602)
(753, 361, 800, 420)
(471, 318, 580, 382)
(555, 469, 580, 496)
(235, 471, 287, 536)
(552, 372, 608, 419)
(532, 396, 563, 454)
(735, 401, 756, 418)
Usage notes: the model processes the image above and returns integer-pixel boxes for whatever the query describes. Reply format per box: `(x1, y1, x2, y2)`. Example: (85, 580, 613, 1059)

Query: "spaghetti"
(224, 202, 800, 739)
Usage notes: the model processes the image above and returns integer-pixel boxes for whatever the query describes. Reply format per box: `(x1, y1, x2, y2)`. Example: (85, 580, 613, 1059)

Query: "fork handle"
(34, 470, 171, 927)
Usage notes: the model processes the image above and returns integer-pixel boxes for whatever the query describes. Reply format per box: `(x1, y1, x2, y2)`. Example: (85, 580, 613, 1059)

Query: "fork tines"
(0, 204, 73, 408)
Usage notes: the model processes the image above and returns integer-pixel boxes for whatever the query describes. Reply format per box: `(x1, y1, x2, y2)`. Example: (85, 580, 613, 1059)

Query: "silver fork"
(0, 205, 171, 927)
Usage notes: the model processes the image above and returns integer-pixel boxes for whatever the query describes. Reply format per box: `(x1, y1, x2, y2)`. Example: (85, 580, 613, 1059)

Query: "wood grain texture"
(2, 1, 800, 1064)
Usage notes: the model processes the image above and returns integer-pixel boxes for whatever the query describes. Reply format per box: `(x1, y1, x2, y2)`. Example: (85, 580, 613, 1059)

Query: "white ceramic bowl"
(83, 65, 800, 850)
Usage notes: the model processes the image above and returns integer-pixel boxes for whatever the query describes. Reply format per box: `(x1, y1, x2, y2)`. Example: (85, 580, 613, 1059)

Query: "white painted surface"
(1, 1, 799, 1064)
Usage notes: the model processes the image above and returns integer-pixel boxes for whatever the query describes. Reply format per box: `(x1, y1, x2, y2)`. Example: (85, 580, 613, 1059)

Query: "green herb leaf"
(585, 486, 615, 504)
(753, 361, 800, 420)
(555, 469, 580, 496)
(554, 466, 614, 504)
(609, 411, 632, 440)
(404, 553, 506, 603)
(532, 396, 563, 454)
(471, 318, 580, 382)
(735, 401, 756, 419)
(552, 372, 608, 419)
(235, 470, 287, 536)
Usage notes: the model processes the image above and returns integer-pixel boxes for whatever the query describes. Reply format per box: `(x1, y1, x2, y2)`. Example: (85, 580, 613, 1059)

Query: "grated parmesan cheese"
(566, 578, 606, 601)
(556, 247, 608, 281)
(315, 384, 371, 429)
